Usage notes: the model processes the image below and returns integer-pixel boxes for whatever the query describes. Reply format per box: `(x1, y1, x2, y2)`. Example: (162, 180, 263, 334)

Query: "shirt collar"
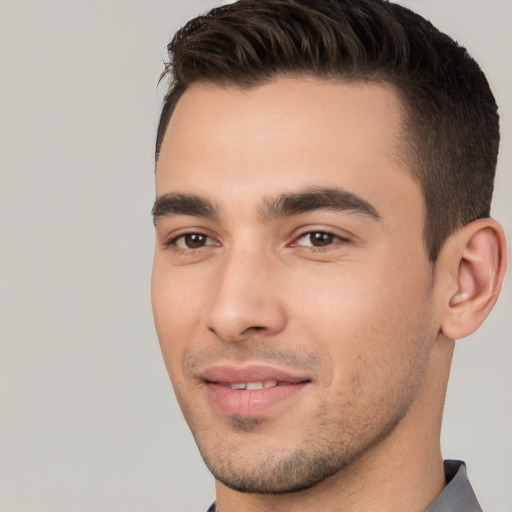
(426, 460, 482, 512)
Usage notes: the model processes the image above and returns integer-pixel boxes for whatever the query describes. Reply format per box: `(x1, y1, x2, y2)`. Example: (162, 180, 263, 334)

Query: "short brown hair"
(156, 0, 500, 261)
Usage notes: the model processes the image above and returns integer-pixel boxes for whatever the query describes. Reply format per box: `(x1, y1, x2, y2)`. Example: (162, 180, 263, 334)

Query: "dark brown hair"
(156, 0, 500, 261)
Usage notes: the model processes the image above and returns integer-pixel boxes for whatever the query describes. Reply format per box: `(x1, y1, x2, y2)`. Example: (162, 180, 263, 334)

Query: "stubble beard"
(178, 317, 435, 496)
(188, 385, 419, 495)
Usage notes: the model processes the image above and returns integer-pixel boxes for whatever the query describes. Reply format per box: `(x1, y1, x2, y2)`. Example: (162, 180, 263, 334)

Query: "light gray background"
(0, 1, 510, 511)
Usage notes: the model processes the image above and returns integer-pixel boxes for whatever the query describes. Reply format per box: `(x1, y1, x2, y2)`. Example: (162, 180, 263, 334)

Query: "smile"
(220, 380, 279, 390)
(199, 364, 311, 418)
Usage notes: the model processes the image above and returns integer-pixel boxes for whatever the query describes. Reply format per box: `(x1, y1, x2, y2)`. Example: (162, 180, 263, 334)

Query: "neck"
(214, 337, 454, 512)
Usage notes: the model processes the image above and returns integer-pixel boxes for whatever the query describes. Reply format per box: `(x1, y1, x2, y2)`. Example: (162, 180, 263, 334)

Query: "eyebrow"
(152, 187, 381, 225)
(152, 193, 217, 224)
(259, 187, 381, 222)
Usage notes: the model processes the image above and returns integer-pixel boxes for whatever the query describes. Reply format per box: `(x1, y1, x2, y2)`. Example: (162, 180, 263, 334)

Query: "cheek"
(151, 265, 201, 376)
(288, 254, 434, 380)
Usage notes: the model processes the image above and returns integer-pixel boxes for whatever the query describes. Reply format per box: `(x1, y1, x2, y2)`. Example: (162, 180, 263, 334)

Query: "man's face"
(152, 78, 440, 493)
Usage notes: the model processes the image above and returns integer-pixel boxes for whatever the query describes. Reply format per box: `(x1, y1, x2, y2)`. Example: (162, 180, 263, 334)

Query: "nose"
(204, 246, 287, 343)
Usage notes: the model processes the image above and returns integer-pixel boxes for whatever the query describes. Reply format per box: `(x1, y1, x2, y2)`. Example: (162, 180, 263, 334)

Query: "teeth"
(230, 380, 278, 390)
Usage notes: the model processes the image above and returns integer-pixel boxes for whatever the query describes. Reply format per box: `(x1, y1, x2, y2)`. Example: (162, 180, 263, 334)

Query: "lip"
(200, 363, 310, 385)
(199, 363, 311, 418)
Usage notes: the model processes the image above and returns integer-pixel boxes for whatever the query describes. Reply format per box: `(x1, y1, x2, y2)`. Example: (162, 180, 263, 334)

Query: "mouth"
(199, 364, 311, 418)
(217, 380, 290, 390)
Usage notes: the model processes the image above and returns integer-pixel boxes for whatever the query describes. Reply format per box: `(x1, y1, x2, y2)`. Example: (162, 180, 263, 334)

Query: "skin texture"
(151, 78, 506, 511)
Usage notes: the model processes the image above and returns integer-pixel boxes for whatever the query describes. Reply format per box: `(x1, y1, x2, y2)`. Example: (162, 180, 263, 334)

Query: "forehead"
(156, 78, 418, 222)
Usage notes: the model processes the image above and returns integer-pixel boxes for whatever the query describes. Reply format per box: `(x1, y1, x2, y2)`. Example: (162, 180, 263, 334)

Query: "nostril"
(245, 326, 266, 333)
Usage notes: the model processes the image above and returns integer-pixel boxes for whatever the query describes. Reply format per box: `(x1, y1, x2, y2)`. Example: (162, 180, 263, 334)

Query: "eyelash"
(291, 230, 350, 250)
(165, 229, 349, 253)
(166, 231, 217, 251)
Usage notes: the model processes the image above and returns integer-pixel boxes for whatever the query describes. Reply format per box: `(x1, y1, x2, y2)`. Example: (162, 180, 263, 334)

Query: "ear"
(440, 218, 508, 340)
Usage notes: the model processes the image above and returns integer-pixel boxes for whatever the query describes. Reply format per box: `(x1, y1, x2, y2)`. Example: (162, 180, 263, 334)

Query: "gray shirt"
(206, 460, 482, 512)
(427, 460, 482, 512)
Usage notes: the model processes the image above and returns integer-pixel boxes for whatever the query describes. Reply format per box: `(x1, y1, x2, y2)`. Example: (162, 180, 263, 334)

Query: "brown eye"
(309, 232, 335, 247)
(294, 231, 347, 248)
(175, 233, 213, 249)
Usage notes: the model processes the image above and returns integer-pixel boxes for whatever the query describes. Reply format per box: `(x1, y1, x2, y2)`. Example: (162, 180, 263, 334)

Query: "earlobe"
(441, 218, 508, 341)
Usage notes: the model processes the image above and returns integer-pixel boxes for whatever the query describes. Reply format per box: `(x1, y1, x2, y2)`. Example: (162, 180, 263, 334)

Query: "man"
(150, 0, 508, 510)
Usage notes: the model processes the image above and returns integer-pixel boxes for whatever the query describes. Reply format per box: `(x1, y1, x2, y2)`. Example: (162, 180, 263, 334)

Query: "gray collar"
(426, 460, 482, 512)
